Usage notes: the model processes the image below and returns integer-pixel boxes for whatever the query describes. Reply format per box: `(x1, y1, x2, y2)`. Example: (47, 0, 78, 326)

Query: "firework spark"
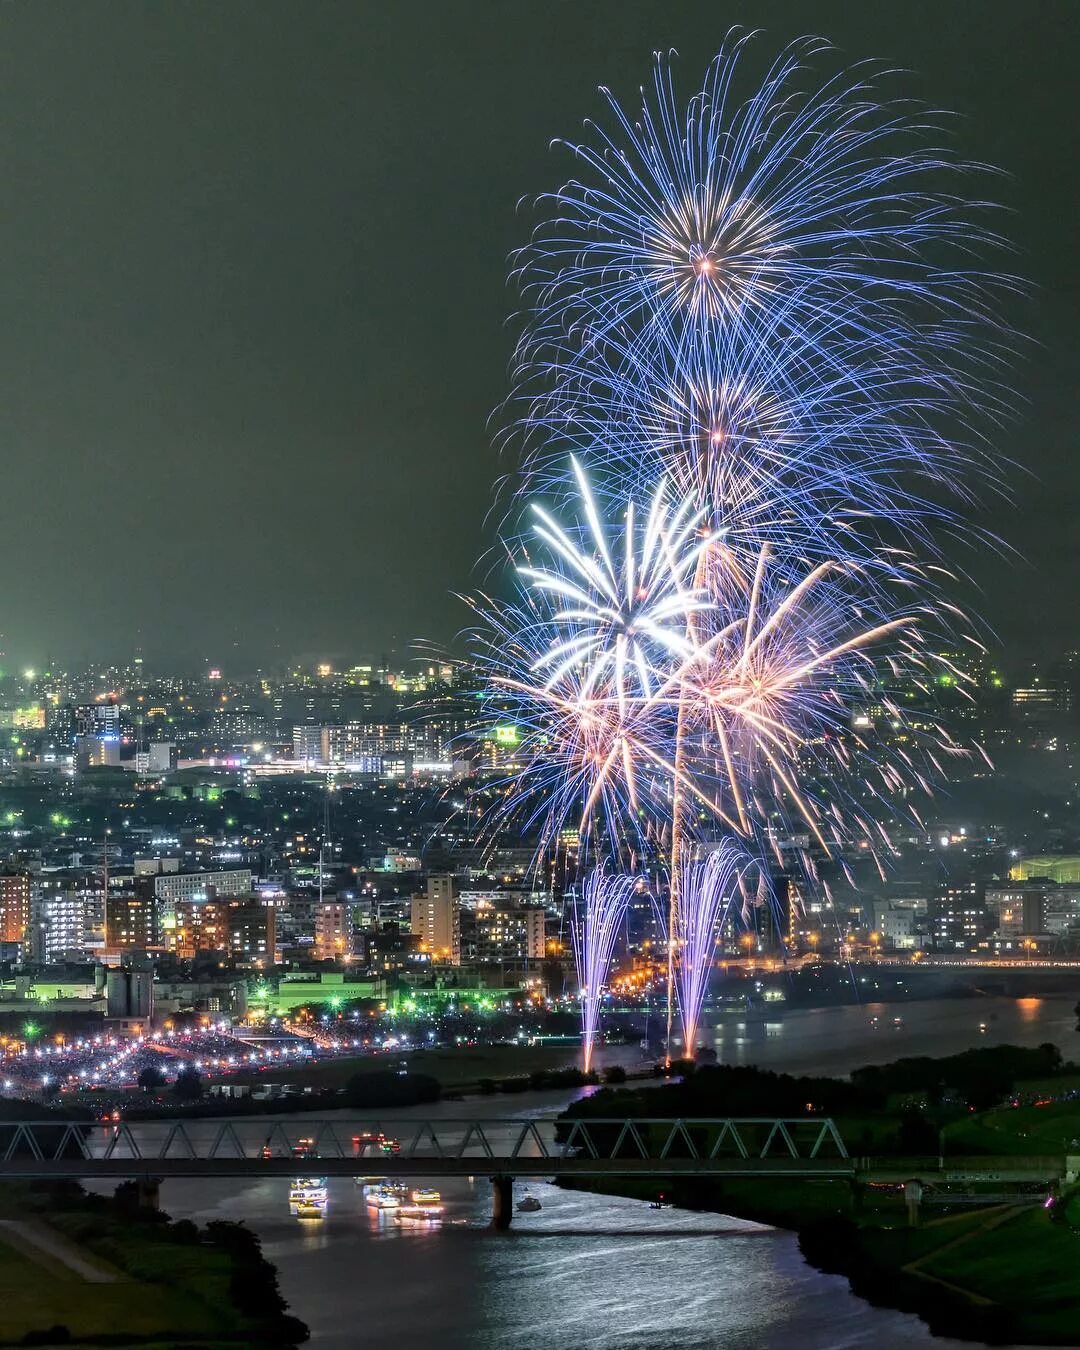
(571, 869, 641, 1073)
(479, 32, 1015, 1065)
(471, 462, 722, 859)
(516, 32, 1010, 377)
(672, 843, 745, 1059)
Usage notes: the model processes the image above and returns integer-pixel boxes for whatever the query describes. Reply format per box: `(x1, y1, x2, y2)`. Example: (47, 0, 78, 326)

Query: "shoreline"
(555, 1173, 1044, 1345)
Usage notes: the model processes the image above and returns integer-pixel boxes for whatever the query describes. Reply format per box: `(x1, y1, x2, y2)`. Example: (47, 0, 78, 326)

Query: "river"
(154, 994, 1072, 1349)
(699, 992, 1078, 1076)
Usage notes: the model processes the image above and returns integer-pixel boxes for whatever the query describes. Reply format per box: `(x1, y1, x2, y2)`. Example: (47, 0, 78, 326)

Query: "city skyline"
(0, 2, 1077, 662)
(1, 8, 1079, 1347)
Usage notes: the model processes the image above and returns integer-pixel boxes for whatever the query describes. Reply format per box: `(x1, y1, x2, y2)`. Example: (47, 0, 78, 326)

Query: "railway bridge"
(0, 1116, 1067, 1228)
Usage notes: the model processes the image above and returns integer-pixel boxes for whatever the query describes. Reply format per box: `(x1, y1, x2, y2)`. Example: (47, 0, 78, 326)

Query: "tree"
(172, 1067, 203, 1101)
(137, 1066, 165, 1093)
(343, 1070, 440, 1108)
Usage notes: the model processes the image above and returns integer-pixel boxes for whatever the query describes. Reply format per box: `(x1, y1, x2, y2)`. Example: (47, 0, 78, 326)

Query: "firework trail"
(672, 842, 745, 1059)
(570, 868, 641, 1073)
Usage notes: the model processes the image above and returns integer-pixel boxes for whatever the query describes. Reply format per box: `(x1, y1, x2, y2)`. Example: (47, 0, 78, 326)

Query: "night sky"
(0, 2, 1075, 670)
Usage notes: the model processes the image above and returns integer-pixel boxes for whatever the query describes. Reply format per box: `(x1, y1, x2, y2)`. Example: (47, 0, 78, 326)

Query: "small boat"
(366, 1183, 407, 1210)
(289, 1178, 327, 1215)
(398, 1187, 444, 1219)
(516, 1195, 542, 1213)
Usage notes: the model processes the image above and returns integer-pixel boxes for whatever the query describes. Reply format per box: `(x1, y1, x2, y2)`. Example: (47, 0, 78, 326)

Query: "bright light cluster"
(476, 30, 1013, 1062)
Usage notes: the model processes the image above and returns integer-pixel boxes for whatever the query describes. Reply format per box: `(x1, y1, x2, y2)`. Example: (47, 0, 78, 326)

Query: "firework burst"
(476, 32, 1015, 1066)
(515, 32, 1011, 375)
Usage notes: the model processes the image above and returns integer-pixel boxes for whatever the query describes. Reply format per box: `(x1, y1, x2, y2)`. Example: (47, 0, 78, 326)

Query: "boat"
(516, 1195, 542, 1213)
(289, 1178, 327, 1216)
(397, 1187, 444, 1219)
(293, 1200, 325, 1219)
(354, 1175, 385, 1186)
(366, 1183, 407, 1210)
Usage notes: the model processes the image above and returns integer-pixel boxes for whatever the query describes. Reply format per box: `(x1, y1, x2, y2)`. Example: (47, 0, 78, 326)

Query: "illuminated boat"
(397, 1187, 444, 1219)
(366, 1183, 407, 1210)
(289, 1178, 327, 1215)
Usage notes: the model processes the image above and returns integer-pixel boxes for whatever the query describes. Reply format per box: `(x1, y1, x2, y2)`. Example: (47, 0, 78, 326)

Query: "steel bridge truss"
(0, 1116, 848, 1173)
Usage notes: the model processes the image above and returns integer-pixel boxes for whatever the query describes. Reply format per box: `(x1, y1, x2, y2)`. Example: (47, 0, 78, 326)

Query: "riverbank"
(801, 1203, 1080, 1346)
(0, 1181, 307, 1347)
(558, 1046, 1080, 1344)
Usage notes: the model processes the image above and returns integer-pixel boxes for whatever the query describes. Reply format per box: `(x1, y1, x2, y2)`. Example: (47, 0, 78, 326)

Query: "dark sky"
(0, 2, 1075, 671)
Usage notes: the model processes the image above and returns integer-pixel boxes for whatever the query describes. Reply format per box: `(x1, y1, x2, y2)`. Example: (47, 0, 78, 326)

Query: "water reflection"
(158, 1173, 973, 1349)
(151, 996, 1071, 1348)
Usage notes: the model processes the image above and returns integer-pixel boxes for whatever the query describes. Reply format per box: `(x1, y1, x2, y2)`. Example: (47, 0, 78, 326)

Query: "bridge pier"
(136, 1177, 161, 1210)
(491, 1174, 513, 1230)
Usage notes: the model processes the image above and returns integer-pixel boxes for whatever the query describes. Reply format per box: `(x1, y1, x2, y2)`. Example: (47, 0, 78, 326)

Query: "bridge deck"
(0, 1118, 1063, 1185)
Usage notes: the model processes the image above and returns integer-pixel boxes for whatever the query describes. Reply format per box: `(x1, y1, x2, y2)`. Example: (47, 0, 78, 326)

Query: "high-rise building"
(75, 735, 122, 769)
(410, 874, 460, 963)
(0, 874, 31, 954)
(151, 869, 253, 927)
(106, 892, 158, 950)
(314, 900, 349, 960)
(171, 900, 231, 958)
(461, 898, 546, 964)
(871, 900, 920, 949)
(170, 897, 275, 964)
(985, 884, 1047, 937)
(74, 702, 120, 738)
(134, 742, 178, 774)
(929, 880, 990, 949)
(227, 899, 276, 964)
(986, 882, 1080, 938)
(31, 878, 94, 963)
(455, 889, 551, 963)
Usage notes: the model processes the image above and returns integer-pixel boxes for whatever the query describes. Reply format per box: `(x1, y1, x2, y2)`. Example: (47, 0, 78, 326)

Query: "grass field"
(0, 1184, 286, 1346)
(944, 1099, 1080, 1156)
(0, 1224, 232, 1344)
(225, 1041, 584, 1091)
(862, 1202, 1080, 1339)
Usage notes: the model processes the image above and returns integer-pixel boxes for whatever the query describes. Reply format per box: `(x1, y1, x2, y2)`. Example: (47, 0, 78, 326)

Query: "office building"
(151, 869, 253, 925)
